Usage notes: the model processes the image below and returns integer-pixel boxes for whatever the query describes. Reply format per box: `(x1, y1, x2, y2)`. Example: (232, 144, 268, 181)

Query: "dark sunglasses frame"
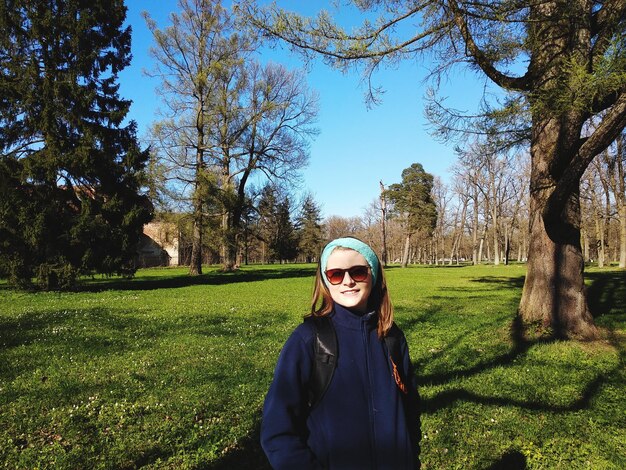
(324, 265, 370, 285)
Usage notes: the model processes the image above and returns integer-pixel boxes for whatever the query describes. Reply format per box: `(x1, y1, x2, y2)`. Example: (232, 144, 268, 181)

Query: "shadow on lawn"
(76, 266, 317, 293)
(486, 449, 527, 469)
(415, 272, 623, 415)
(587, 270, 626, 321)
(207, 412, 271, 470)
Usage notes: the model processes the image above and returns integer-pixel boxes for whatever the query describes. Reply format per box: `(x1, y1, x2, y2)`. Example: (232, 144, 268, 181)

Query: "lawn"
(0, 264, 624, 469)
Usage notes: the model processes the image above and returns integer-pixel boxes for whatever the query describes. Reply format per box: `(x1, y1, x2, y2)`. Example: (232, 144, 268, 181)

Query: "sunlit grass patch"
(0, 264, 624, 469)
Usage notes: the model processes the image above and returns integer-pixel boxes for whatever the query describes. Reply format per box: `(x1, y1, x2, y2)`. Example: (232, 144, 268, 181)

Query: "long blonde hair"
(309, 247, 394, 339)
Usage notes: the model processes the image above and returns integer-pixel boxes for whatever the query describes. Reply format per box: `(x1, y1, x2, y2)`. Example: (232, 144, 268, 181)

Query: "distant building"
(136, 222, 180, 267)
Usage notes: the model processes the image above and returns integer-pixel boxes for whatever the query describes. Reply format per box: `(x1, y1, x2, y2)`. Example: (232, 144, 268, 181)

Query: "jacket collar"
(332, 303, 378, 331)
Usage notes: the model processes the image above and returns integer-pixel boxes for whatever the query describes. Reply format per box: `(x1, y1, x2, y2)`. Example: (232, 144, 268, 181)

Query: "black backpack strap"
(385, 323, 421, 468)
(384, 323, 409, 394)
(305, 315, 338, 408)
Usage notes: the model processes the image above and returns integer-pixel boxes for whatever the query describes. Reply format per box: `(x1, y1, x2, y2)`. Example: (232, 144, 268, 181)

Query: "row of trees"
(159, 186, 324, 266)
(160, 130, 624, 273)
(582, 134, 626, 268)
(319, 131, 625, 272)
(144, 0, 318, 275)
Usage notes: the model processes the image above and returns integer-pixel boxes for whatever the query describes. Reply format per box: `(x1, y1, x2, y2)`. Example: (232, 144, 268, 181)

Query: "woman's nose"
(342, 271, 356, 285)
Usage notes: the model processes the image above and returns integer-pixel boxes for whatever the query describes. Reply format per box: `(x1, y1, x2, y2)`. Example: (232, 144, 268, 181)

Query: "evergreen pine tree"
(273, 198, 299, 262)
(387, 163, 438, 267)
(297, 194, 323, 263)
(0, 0, 152, 288)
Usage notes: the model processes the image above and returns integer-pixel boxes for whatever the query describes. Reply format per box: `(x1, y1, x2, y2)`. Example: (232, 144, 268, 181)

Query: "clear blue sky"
(119, 1, 487, 218)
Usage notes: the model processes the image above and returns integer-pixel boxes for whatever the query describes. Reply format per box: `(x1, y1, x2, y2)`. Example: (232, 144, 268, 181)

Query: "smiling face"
(324, 248, 373, 313)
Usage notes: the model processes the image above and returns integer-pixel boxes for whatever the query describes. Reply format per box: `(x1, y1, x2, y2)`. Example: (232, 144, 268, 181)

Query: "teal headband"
(320, 237, 379, 286)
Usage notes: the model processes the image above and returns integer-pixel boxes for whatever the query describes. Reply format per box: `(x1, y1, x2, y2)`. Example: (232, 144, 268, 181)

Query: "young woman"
(261, 237, 420, 469)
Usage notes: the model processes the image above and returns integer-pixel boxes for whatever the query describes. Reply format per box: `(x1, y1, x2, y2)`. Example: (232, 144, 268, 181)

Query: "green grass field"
(1, 264, 624, 469)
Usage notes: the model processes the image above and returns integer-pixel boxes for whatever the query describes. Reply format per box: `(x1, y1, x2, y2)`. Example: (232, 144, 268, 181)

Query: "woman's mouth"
(341, 289, 360, 295)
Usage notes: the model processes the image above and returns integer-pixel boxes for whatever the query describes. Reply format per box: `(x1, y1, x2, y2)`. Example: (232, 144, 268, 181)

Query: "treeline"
(159, 186, 324, 266)
(166, 132, 625, 269)
(348, 133, 625, 268)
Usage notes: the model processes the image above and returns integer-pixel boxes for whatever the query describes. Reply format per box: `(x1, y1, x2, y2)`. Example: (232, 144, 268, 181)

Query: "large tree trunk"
(519, 188, 597, 338)
(518, 0, 602, 339)
(519, 121, 598, 339)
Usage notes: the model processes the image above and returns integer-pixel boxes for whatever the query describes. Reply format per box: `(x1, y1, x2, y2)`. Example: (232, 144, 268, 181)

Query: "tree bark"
(595, 216, 606, 268)
(518, 121, 598, 339)
(617, 137, 626, 268)
(189, 102, 206, 276)
(401, 233, 411, 268)
(519, 190, 597, 337)
(620, 205, 626, 269)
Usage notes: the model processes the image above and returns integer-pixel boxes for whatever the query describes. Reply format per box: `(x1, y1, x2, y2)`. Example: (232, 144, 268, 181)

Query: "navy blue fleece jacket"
(261, 304, 419, 469)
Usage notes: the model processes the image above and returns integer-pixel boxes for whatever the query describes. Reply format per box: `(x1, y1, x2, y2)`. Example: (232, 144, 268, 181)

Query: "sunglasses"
(324, 265, 370, 285)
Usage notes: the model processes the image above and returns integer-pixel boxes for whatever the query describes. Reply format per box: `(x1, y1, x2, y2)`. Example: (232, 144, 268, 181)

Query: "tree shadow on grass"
(416, 315, 563, 410)
(206, 410, 271, 470)
(75, 266, 317, 293)
(421, 364, 607, 414)
(486, 449, 527, 469)
(411, 272, 624, 415)
(586, 270, 626, 321)
(469, 274, 526, 289)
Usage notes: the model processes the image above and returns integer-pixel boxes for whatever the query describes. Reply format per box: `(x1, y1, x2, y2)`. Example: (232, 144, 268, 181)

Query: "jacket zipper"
(362, 318, 377, 469)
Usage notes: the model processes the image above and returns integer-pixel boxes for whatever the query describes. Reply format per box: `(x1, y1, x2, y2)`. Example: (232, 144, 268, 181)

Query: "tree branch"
(546, 91, 626, 218)
(446, 0, 531, 91)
